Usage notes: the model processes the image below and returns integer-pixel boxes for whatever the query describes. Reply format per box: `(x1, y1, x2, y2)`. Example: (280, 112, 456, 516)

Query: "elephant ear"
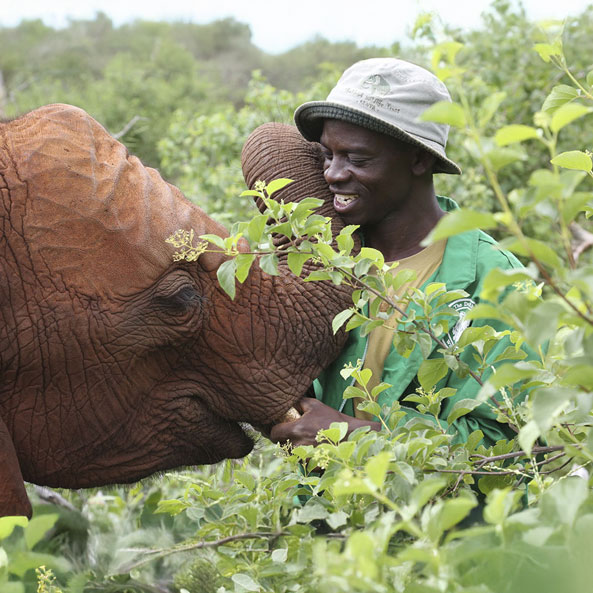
(241, 123, 353, 246)
(0, 417, 32, 517)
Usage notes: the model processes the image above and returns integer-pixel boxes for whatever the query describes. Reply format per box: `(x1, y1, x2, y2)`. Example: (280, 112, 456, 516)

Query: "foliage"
(4, 3, 593, 593)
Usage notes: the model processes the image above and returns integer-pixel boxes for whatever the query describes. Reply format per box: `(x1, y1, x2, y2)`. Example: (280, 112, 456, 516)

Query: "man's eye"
(349, 158, 368, 166)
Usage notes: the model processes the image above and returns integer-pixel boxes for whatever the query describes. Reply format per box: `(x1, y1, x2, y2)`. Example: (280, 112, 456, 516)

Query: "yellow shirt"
(354, 240, 447, 420)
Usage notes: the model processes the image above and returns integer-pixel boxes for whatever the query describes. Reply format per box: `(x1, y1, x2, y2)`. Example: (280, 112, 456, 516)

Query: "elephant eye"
(153, 275, 203, 316)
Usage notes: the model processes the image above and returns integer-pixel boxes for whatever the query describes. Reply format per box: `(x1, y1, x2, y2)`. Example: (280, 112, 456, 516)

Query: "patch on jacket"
(442, 298, 476, 348)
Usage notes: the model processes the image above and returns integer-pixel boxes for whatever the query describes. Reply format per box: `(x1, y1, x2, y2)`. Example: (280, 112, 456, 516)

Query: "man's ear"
(411, 149, 436, 176)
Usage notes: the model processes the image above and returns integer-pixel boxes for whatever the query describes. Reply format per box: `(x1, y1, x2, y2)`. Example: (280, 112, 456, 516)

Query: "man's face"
(319, 119, 419, 228)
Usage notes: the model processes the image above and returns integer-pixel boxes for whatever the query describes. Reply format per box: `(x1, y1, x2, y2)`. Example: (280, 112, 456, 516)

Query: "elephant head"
(0, 104, 355, 517)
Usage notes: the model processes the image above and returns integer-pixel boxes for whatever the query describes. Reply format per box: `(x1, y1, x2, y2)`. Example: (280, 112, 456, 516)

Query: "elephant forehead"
(2, 104, 225, 297)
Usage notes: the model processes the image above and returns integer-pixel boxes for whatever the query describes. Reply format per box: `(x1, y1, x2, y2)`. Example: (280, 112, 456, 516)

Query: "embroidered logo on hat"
(361, 74, 391, 96)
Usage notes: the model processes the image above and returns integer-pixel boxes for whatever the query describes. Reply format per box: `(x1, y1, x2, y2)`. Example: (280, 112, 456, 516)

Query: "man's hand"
(269, 397, 382, 447)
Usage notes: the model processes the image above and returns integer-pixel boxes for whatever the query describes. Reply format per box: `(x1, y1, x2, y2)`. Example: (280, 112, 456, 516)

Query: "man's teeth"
(335, 194, 357, 206)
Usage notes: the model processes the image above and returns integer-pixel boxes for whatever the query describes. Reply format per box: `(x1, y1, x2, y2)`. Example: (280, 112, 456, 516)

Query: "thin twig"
(470, 445, 565, 463)
(33, 485, 78, 513)
(119, 532, 288, 572)
(112, 115, 147, 139)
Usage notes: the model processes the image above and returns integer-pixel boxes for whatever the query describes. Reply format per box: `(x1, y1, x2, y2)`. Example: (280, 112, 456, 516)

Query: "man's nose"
(323, 157, 349, 184)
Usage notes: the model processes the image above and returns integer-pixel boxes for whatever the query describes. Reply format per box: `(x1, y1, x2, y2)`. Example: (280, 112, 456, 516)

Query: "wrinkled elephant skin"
(0, 105, 354, 517)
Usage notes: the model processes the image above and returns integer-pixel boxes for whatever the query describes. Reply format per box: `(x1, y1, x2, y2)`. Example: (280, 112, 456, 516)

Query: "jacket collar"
(432, 196, 479, 290)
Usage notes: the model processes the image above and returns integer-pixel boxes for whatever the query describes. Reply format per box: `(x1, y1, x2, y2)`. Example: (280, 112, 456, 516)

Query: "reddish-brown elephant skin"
(0, 105, 355, 517)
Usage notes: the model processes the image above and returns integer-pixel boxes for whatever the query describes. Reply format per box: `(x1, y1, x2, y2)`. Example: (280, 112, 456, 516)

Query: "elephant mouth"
(184, 393, 256, 461)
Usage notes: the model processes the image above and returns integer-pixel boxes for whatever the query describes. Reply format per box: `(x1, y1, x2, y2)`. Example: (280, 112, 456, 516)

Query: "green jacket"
(313, 196, 525, 446)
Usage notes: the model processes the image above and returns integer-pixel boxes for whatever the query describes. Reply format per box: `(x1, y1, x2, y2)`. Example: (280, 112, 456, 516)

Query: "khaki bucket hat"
(294, 58, 461, 175)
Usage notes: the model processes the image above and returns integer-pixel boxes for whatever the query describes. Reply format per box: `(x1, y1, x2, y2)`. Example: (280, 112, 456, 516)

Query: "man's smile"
(334, 193, 358, 213)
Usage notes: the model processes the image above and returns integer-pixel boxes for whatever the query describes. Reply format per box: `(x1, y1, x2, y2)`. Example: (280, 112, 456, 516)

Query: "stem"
(552, 56, 593, 100)
(120, 532, 289, 572)
(470, 444, 565, 462)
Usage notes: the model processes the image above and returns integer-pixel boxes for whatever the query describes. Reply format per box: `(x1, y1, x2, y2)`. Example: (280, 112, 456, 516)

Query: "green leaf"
(420, 100, 466, 127)
(217, 259, 237, 299)
(232, 573, 261, 591)
(234, 470, 256, 491)
(365, 451, 391, 489)
(292, 197, 324, 220)
(456, 325, 497, 349)
(371, 382, 392, 397)
(200, 233, 226, 249)
(326, 510, 348, 530)
(587, 70, 593, 89)
(235, 253, 255, 284)
(525, 301, 565, 345)
(332, 309, 354, 334)
(488, 363, 537, 390)
(541, 477, 588, 527)
(271, 548, 288, 563)
(467, 429, 484, 451)
(24, 514, 59, 550)
(333, 471, 374, 496)
(502, 237, 563, 268)
(418, 358, 448, 390)
(485, 146, 526, 171)
(0, 516, 28, 540)
(551, 150, 592, 173)
(541, 84, 579, 113)
(357, 400, 382, 418)
(483, 488, 520, 525)
(562, 364, 593, 388)
(271, 221, 292, 237)
(446, 398, 481, 424)
(345, 314, 367, 332)
(287, 252, 311, 277)
(417, 332, 434, 359)
(336, 231, 354, 253)
(342, 385, 365, 400)
(550, 102, 592, 133)
(409, 477, 447, 510)
(518, 419, 540, 455)
(478, 91, 507, 127)
(533, 41, 563, 63)
(479, 267, 536, 301)
(426, 209, 498, 242)
(304, 269, 332, 282)
(531, 386, 577, 431)
(259, 253, 279, 276)
(435, 496, 477, 533)
(7, 550, 71, 578)
(494, 124, 539, 146)
(266, 178, 293, 196)
(315, 242, 337, 262)
(358, 247, 384, 269)
(246, 214, 268, 244)
(336, 440, 357, 461)
(155, 499, 191, 515)
(240, 189, 262, 197)
(325, 421, 349, 443)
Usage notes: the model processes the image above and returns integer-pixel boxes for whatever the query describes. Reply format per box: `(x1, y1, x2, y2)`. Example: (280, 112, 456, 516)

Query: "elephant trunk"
(206, 123, 360, 425)
(241, 123, 354, 249)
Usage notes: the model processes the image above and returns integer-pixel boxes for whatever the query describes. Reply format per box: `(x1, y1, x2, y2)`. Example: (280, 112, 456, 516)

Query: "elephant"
(0, 103, 356, 517)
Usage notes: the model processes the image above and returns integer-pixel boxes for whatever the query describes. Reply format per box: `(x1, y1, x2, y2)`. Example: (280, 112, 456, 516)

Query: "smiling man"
(269, 58, 527, 448)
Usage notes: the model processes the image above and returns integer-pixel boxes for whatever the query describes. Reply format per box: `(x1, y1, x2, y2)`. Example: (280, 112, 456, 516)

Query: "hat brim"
(294, 102, 461, 175)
